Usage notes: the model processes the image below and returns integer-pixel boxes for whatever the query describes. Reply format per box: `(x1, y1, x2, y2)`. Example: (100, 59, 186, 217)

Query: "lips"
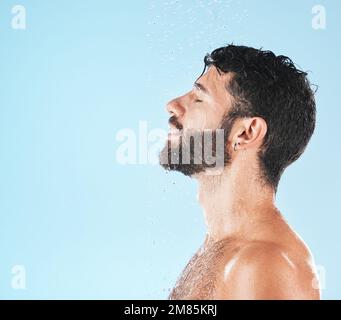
(167, 116, 183, 142)
(168, 125, 181, 141)
(169, 126, 180, 134)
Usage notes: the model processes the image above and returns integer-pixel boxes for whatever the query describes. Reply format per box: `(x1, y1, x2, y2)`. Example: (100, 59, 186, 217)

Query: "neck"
(195, 161, 278, 245)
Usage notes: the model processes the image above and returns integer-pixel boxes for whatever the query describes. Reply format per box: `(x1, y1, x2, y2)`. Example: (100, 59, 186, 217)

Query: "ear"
(232, 117, 267, 151)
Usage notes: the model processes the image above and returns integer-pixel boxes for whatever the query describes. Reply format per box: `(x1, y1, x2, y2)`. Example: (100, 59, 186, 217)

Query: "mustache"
(168, 116, 183, 130)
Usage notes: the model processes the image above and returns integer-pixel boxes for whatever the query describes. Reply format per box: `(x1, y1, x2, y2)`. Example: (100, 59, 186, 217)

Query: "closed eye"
(194, 99, 203, 103)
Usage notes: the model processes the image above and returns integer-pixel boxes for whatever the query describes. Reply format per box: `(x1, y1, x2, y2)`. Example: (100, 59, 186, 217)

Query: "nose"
(166, 97, 185, 118)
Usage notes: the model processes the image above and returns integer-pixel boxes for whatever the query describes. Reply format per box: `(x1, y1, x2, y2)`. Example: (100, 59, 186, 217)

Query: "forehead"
(197, 66, 233, 101)
(198, 66, 231, 93)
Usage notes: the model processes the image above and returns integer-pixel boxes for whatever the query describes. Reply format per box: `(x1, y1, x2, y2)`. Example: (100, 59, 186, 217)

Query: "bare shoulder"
(215, 240, 320, 300)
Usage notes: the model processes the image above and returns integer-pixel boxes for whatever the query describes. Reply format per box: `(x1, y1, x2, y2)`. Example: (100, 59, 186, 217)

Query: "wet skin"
(169, 220, 320, 300)
(165, 67, 320, 300)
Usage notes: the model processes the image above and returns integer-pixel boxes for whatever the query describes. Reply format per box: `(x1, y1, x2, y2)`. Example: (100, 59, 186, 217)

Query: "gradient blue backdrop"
(0, 0, 339, 299)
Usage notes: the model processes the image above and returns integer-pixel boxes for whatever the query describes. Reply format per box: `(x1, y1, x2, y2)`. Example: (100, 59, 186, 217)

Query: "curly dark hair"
(203, 44, 316, 191)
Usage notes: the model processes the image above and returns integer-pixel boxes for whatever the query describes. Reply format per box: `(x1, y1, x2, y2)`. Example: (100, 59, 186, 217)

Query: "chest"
(168, 240, 240, 300)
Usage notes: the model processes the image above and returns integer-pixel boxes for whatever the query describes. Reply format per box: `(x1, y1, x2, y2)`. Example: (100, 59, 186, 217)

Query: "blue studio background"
(0, 0, 339, 299)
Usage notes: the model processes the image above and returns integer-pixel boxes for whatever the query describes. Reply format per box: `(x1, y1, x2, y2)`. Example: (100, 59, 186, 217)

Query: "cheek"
(185, 103, 225, 130)
(185, 108, 207, 129)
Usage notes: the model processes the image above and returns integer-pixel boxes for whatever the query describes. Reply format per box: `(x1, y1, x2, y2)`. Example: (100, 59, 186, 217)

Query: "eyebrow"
(194, 82, 209, 95)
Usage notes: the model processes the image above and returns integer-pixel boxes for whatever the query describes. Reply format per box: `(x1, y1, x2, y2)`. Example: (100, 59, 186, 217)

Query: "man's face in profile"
(159, 67, 235, 175)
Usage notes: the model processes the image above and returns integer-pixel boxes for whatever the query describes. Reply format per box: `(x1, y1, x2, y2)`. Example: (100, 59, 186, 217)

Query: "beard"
(159, 114, 235, 176)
